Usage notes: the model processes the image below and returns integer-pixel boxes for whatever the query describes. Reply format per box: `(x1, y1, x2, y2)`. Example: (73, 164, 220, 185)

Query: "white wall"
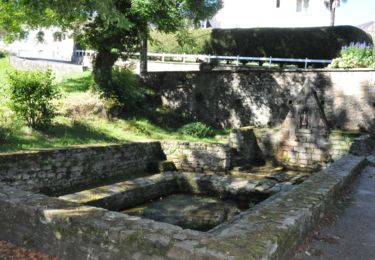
(6, 28, 75, 62)
(210, 0, 331, 28)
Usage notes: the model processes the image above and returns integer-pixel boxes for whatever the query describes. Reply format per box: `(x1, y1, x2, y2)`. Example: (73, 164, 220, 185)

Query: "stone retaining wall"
(0, 142, 164, 194)
(9, 56, 84, 77)
(161, 141, 231, 173)
(143, 70, 375, 133)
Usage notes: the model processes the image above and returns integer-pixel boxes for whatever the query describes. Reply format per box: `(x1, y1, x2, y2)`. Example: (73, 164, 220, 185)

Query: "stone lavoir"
(0, 77, 375, 258)
(0, 143, 372, 259)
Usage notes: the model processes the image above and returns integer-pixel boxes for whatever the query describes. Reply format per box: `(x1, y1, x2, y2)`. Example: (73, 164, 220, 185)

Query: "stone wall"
(277, 130, 355, 169)
(0, 142, 164, 194)
(143, 69, 375, 133)
(161, 141, 231, 173)
(0, 155, 370, 259)
(9, 56, 84, 77)
(253, 127, 370, 169)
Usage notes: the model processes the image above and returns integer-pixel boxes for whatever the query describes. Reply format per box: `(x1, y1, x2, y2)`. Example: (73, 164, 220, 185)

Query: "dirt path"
(295, 166, 375, 260)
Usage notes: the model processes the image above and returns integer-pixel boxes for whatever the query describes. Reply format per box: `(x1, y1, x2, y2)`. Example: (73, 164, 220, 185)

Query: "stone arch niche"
(277, 79, 332, 169)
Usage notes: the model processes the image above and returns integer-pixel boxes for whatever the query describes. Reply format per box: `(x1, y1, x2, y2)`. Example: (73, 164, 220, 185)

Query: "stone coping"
(0, 141, 160, 156)
(58, 172, 276, 212)
(0, 155, 370, 259)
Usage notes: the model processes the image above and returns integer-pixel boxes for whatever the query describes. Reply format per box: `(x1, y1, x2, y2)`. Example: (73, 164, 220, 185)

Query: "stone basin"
(122, 194, 243, 231)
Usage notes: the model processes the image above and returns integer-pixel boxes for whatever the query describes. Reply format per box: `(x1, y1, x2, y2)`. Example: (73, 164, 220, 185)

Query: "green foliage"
(93, 67, 150, 113)
(149, 26, 373, 62)
(206, 26, 373, 60)
(149, 29, 211, 54)
(0, 126, 9, 143)
(0, 0, 223, 100)
(179, 122, 215, 138)
(0, 50, 7, 59)
(330, 42, 375, 69)
(8, 70, 60, 129)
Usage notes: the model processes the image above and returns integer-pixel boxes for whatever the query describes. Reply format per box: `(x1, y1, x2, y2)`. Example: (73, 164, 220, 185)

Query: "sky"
(335, 0, 375, 26)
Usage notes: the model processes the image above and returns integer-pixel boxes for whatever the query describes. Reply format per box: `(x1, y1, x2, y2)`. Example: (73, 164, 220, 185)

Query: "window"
(296, 0, 309, 12)
(276, 0, 280, 8)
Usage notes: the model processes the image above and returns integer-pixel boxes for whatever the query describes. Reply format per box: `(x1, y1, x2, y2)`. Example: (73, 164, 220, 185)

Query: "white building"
(4, 28, 75, 62)
(209, 0, 331, 28)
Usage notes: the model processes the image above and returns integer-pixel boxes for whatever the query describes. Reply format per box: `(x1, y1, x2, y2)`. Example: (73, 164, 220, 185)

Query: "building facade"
(209, 0, 331, 28)
(4, 28, 75, 62)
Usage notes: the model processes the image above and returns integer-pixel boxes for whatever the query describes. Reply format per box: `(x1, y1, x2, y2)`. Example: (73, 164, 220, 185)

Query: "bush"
(0, 50, 7, 59)
(149, 26, 373, 60)
(179, 122, 215, 138)
(0, 126, 10, 143)
(8, 69, 60, 129)
(93, 67, 151, 114)
(330, 42, 375, 69)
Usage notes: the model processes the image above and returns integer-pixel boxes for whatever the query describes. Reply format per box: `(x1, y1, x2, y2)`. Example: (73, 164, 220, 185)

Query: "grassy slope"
(0, 58, 226, 152)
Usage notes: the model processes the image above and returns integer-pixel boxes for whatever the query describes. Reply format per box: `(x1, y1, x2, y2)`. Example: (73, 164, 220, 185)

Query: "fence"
(74, 50, 332, 69)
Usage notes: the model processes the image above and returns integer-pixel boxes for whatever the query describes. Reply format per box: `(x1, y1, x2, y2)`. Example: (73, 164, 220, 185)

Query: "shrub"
(0, 50, 7, 59)
(0, 126, 10, 143)
(149, 26, 372, 60)
(179, 122, 215, 138)
(93, 67, 151, 114)
(8, 69, 60, 129)
(330, 42, 375, 69)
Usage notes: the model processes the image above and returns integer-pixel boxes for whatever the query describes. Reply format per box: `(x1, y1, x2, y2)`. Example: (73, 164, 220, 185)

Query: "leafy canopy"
(0, 0, 223, 41)
(0, 0, 222, 106)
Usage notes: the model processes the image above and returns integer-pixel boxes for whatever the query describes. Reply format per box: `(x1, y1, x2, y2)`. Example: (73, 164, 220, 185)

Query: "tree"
(324, 0, 347, 26)
(0, 0, 223, 102)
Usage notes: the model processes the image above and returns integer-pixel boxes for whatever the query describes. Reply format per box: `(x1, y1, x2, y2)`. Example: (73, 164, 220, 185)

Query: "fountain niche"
(277, 79, 332, 169)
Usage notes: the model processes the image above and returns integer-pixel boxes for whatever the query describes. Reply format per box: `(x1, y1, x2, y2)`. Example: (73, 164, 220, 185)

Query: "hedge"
(149, 26, 373, 60)
(149, 29, 211, 54)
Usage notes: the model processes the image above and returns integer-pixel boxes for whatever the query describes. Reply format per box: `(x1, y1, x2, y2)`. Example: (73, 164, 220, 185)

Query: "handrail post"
(236, 55, 239, 66)
(269, 56, 272, 68)
(183, 53, 186, 63)
(304, 58, 308, 69)
(208, 54, 211, 63)
(162, 53, 165, 62)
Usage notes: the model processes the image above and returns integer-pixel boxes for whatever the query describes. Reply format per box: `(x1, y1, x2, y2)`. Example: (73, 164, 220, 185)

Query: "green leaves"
(0, 0, 223, 107)
(330, 43, 375, 69)
(8, 70, 60, 129)
(179, 122, 215, 138)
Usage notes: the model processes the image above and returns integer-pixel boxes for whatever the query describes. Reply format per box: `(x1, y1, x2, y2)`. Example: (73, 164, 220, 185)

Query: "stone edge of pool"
(0, 155, 371, 260)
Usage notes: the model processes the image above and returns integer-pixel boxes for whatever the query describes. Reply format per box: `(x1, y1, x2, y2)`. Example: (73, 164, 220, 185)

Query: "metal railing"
(74, 50, 332, 69)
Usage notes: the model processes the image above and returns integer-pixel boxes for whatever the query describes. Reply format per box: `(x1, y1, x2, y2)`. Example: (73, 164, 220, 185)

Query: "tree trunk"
(140, 36, 148, 75)
(330, 8, 336, 26)
(92, 48, 118, 97)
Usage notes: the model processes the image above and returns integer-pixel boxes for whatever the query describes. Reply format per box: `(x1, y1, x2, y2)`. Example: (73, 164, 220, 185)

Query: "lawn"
(0, 58, 227, 152)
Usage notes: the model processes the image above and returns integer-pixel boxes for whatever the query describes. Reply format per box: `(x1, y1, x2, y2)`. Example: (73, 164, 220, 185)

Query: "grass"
(0, 117, 227, 153)
(57, 71, 93, 93)
(0, 58, 227, 152)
